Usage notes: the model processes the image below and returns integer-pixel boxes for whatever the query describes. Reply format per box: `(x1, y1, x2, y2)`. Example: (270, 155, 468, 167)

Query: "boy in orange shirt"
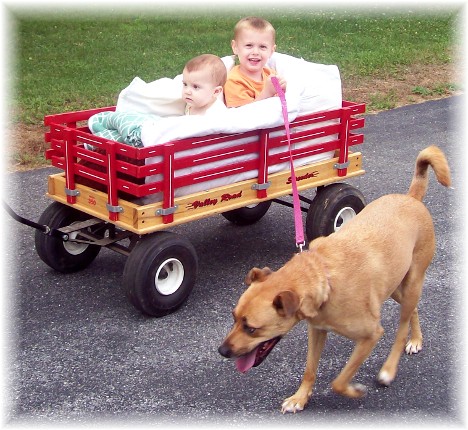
(224, 17, 287, 108)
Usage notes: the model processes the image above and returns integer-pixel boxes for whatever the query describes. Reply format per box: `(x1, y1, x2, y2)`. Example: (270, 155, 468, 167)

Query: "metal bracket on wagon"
(252, 181, 271, 191)
(156, 205, 179, 216)
(65, 187, 80, 197)
(334, 161, 350, 170)
(106, 203, 124, 213)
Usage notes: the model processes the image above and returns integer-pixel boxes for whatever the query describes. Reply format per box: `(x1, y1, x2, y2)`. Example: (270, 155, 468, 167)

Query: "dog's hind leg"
(378, 272, 425, 386)
(391, 289, 423, 355)
(281, 326, 327, 413)
(405, 308, 423, 354)
(331, 326, 384, 398)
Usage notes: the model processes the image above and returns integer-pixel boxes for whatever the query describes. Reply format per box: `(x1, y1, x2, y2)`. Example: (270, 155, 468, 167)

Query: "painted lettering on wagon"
(186, 191, 243, 210)
(221, 190, 242, 202)
(286, 170, 319, 185)
(187, 198, 218, 210)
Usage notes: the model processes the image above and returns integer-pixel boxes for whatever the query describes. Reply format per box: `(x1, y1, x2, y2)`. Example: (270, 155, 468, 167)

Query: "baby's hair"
(233, 16, 276, 41)
(184, 54, 227, 87)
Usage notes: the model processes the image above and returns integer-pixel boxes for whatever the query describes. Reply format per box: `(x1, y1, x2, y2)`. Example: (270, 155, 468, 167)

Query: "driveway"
(3, 96, 464, 427)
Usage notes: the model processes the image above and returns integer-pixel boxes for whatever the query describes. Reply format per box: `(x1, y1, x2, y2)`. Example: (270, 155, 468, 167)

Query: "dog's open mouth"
(235, 336, 281, 373)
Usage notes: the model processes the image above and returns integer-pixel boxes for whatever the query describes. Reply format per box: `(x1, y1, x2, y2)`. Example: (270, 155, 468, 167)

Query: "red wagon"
(31, 101, 366, 316)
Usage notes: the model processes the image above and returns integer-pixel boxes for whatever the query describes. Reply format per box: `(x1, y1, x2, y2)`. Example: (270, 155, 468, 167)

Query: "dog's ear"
(245, 267, 272, 285)
(273, 290, 300, 318)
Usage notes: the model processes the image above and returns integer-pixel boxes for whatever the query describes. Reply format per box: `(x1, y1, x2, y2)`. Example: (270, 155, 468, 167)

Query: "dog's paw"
(332, 381, 367, 398)
(281, 396, 308, 414)
(377, 370, 394, 386)
(347, 383, 367, 398)
(405, 339, 422, 355)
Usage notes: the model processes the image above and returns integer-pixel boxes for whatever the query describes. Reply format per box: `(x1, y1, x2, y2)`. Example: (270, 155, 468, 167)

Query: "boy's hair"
(233, 16, 276, 41)
(184, 54, 227, 87)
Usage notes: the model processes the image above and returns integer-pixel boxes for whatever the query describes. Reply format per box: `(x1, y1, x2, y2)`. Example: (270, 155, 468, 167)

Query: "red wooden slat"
(44, 106, 116, 126)
(162, 144, 175, 224)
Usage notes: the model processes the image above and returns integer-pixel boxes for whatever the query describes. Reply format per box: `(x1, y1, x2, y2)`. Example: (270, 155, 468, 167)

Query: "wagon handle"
(3, 200, 65, 239)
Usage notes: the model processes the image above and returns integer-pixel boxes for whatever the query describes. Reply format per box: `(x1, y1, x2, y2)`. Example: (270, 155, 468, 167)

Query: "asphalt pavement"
(2, 96, 465, 428)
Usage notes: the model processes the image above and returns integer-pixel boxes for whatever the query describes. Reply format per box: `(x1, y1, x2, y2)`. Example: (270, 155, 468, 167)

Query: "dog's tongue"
(235, 347, 258, 373)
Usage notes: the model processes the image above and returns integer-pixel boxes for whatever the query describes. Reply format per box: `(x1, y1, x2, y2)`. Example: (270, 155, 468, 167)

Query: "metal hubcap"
(155, 258, 184, 295)
(334, 207, 356, 231)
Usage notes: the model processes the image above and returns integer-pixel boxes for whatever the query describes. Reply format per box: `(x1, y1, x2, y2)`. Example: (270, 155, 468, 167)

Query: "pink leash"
(271, 76, 305, 252)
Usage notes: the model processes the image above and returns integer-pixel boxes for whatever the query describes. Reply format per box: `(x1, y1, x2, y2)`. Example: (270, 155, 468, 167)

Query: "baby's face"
(231, 28, 276, 80)
(182, 68, 218, 110)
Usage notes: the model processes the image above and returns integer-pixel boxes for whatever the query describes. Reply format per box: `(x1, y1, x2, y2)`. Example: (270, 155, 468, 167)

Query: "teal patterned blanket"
(88, 111, 159, 148)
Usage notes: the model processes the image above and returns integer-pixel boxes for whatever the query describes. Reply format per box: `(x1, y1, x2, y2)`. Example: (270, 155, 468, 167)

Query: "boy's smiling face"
(231, 28, 276, 81)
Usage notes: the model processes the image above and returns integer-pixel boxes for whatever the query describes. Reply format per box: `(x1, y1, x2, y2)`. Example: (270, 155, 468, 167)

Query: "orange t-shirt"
(224, 65, 275, 108)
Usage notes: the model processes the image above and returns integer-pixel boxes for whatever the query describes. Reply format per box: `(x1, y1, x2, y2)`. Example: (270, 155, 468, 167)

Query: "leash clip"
(296, 241, 306, 253)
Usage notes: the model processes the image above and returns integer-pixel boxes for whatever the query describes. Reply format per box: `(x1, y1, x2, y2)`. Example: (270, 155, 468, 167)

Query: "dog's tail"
(407, 145, 451, 201)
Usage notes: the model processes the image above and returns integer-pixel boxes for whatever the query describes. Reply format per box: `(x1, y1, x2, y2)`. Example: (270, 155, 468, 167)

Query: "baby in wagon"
(88, 54, 227, 148)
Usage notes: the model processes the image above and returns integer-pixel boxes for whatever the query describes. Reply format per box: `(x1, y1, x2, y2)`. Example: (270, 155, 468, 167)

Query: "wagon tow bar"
(3, 200, 68, 240)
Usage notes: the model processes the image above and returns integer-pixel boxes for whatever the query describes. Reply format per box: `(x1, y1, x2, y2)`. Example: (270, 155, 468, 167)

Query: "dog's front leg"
(281, 326, 327, 413)
(331, 327, 383, 398)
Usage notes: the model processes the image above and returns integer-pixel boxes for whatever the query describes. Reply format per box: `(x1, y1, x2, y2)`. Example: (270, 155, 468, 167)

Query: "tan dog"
(218, 145, 451, 413)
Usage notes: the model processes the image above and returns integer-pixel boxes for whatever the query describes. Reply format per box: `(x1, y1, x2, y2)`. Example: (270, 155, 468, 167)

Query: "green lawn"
(11, 6, 460, 124)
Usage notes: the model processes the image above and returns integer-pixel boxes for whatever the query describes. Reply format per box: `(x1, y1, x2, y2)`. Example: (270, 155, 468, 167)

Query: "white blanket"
(115, 55, 235, 117)
(116, 77, 186, 117)
(114, 53, 343, 203)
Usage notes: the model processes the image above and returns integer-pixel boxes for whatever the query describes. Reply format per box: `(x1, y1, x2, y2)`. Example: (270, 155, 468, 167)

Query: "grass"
(412, 82, 461, 97)
(11, 6, 460, 125)
(368, 90, 399, 111)
(6, 6, 462, 169)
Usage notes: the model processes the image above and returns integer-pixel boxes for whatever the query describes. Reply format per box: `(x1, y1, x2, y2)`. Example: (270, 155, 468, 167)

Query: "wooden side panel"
(47, 152, 364, 235)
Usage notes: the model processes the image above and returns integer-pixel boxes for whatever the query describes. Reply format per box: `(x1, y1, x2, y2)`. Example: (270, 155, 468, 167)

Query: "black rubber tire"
(221, 201, 272, 226)
(34, 202, 101, 273)
(306, 183, 366, 241)
(123, 231, 198, 317)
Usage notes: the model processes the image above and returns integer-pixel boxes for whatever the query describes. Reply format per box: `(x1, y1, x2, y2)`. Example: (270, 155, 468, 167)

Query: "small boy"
(89, 54, 227, 147)
(224, 17, 287, 108)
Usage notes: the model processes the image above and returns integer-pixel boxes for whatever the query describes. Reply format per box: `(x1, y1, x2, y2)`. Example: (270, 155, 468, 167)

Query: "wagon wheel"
(34, 201, 101, 273)
(221, 201, 272, 226)
(123, 231, 198, 317)
(306, 183, 366, 241)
